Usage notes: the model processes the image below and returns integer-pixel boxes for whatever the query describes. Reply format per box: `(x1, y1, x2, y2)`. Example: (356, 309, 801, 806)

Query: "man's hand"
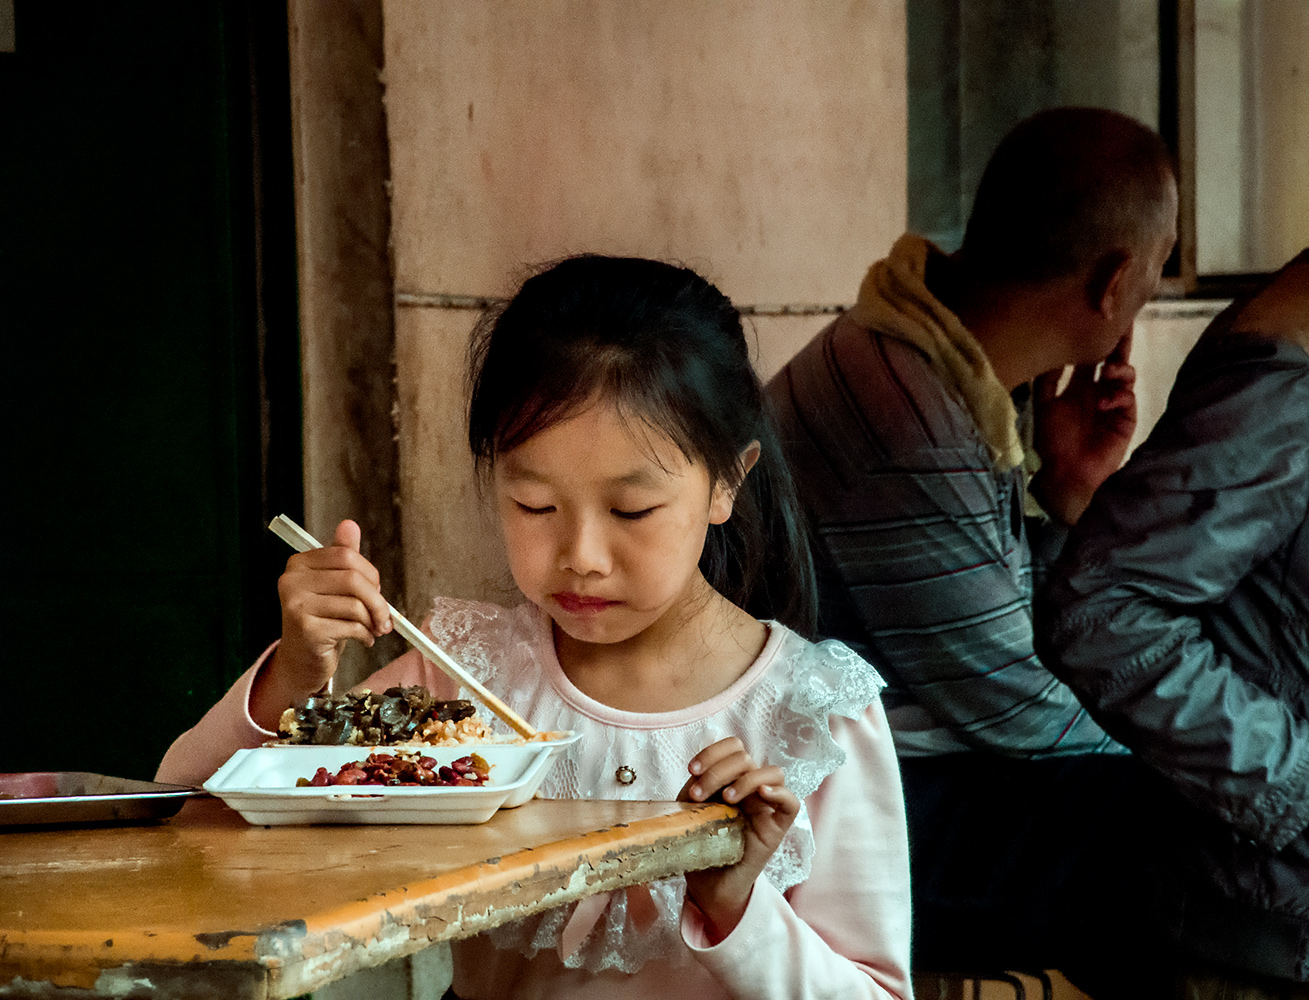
(1031, 332, 1137, 525)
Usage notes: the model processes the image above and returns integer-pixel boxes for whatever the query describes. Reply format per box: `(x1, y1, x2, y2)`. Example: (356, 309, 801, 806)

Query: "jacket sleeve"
(768, 318, 1116, 756)
(681, 703, 913, 1000)
(1040, 334, 1309, 850)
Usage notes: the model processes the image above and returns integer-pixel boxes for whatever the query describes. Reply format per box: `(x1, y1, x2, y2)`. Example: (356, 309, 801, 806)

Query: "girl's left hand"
(678, 737, 800, 941)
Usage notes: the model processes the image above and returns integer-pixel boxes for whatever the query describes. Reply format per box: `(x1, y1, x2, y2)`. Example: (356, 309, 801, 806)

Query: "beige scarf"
(848, 233, 1026, 471)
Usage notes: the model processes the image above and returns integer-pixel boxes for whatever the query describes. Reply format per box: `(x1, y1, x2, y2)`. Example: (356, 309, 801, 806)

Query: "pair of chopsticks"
(268, 514, 537, 739)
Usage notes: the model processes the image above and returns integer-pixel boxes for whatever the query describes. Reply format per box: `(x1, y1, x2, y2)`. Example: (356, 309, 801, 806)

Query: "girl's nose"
(559, 514, 611, 576)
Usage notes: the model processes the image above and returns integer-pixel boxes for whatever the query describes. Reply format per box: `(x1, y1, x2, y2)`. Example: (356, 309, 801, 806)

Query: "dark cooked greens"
(278, 685, 477, 745)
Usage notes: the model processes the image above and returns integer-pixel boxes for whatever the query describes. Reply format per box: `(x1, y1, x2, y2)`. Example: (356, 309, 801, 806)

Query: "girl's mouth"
(552, 592, 621, 615)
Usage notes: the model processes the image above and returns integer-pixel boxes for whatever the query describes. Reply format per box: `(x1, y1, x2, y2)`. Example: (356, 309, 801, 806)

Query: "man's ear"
(1086, 249, 1133, 318)
(708, 440, 761, 524)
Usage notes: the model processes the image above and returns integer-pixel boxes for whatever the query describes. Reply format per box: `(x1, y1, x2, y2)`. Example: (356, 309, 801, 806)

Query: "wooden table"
(1, 796, 744, 999)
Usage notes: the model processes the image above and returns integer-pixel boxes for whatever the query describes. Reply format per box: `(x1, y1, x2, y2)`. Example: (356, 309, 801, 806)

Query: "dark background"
(1, 2, 302, 780)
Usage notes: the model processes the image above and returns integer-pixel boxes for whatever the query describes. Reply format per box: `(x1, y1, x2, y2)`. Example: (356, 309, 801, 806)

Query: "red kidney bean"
(301, 753, 490, 788)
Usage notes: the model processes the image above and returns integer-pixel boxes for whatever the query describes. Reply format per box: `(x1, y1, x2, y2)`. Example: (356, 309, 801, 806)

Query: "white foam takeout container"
(205, 743, 560, 825)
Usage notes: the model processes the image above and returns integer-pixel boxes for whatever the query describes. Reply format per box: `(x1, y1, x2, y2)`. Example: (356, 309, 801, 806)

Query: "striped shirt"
(767, 311, 1121, 757)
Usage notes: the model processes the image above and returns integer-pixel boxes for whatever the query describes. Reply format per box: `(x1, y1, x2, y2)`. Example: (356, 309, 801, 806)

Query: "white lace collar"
(427, 597, 886, 973)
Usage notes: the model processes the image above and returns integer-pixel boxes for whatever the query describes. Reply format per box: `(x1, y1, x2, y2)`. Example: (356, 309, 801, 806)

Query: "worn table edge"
(2, 800, 745, 999)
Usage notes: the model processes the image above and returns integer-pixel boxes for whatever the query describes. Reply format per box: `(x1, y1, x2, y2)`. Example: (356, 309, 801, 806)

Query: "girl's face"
(493, 399, 735, 648)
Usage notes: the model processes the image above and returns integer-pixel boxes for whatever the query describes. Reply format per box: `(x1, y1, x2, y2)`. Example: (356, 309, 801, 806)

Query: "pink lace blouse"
(157, 597, 912, 1000)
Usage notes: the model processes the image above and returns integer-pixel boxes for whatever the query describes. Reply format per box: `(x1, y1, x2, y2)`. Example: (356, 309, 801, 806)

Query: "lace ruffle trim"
(427, 598, 887, 972)
(487, 879, 693, 974)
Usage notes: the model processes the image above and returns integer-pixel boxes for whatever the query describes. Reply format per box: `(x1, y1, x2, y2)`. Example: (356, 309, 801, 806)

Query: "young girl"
(158, 256, 912, 1000)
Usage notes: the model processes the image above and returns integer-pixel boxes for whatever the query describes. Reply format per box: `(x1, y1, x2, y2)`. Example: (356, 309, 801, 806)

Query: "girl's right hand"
(252, 519, 392, 728)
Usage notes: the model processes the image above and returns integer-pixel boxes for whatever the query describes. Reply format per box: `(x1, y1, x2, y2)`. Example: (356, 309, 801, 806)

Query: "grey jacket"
(1040, 300, 1309, 976)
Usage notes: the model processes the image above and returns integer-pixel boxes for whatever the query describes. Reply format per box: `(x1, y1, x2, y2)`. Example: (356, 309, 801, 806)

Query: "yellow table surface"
(1, 795, 744, 999)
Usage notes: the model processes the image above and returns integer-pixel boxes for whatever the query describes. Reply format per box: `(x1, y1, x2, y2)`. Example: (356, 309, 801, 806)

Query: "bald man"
(767, 108, 1179, 991)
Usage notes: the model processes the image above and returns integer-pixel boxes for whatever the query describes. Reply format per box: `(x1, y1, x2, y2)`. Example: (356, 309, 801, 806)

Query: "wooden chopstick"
(268, 514, 538, 739)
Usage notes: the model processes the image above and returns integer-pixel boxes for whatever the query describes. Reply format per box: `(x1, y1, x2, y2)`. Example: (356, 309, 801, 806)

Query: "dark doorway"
(1, 1, 302, 780)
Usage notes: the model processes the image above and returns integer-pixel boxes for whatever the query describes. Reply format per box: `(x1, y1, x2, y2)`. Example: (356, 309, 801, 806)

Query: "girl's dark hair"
(467, 254, 817, 633)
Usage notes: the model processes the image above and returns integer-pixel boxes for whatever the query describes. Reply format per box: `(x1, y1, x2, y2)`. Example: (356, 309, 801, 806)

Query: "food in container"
(205, 743, 558, 825)
(275, 684, 572, 748)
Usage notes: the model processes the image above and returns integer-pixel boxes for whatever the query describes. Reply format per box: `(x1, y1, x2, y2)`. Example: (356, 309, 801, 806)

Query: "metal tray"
(0, 772, 202, 827)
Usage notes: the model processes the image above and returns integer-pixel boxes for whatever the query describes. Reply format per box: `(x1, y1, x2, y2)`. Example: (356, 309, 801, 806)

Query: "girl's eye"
(612, 507, 656, 521)
(515, 502, 555, 515)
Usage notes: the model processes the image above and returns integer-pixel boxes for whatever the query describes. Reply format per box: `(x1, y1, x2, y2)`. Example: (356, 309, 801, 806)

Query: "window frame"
(1158, 0, 1275, 300)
